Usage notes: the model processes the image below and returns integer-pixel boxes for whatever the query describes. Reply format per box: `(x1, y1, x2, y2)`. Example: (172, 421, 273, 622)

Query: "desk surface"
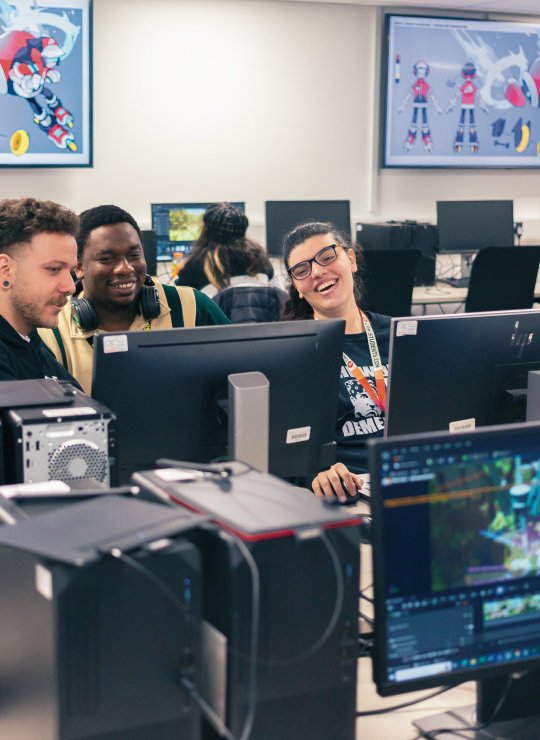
(413, 282, 468, 306)
(351, 493, 477, 739)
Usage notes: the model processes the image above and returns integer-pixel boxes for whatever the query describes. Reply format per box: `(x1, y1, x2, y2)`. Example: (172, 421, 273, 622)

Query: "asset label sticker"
(42, 406, 96, 418)
(449, 418, 476, 433)
(396, 320, 418, 337)
(286, 426, 311, 444)
(35, 564, 53, 601)
(155, 468, 202, 482)
(103, 334, 129, 353)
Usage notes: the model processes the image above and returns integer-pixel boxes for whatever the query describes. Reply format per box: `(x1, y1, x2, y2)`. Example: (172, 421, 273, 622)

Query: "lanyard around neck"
(342, 310, 386, 413)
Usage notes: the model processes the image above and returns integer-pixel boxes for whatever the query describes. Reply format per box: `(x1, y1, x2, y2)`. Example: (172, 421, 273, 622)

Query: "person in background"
(282, 220, 391, 502)
(39, 204, 229, 394)
(0, 197, 81, 386)
(202, 203, 287, 322)
(175, 202, 273, 289)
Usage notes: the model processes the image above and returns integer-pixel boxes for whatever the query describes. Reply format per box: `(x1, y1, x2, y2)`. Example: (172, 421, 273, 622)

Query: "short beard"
(11, 289, 58, 330)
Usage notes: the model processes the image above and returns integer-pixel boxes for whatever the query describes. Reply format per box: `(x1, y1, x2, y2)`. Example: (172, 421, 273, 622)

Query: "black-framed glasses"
(287, 244, 343, 280)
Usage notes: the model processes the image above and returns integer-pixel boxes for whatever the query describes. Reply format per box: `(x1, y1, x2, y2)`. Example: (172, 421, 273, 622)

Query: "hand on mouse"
(311, 463, 364, 502)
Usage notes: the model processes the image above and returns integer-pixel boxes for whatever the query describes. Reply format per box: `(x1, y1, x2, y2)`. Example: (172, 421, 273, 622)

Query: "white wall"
(2, 0, 539, 243)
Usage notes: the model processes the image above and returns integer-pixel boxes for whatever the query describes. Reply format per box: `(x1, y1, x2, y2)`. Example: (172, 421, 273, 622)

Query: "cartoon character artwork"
(397, 59, 442, 152)
(504, 56, 540, 109)
(0, 2, 81, 156)
(446, 62, 489, 153)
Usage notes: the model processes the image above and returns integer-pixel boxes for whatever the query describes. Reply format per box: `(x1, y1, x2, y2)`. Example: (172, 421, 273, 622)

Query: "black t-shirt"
(0, 315, 81, 388)
(335, 312, 391, 474)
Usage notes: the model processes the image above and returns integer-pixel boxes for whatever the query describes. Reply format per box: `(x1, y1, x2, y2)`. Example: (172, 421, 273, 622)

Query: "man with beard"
(0, 197, 80, 385)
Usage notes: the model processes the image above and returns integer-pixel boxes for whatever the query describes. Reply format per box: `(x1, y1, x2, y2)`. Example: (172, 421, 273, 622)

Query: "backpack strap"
(163, 284, 197, 327)
(52, 327, 68, 367)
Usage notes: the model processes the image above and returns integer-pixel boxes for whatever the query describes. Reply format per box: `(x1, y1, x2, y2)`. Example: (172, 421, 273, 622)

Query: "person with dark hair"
(282, 221, 391, 501)
(176, 202, 283, 323)
(40, 204, 229, 393)
(0, 197, 81, 384)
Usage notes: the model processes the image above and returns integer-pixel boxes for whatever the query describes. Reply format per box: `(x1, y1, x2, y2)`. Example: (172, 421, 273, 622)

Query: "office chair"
(361, 248, 421, 317)
(464, 245, 540, 313)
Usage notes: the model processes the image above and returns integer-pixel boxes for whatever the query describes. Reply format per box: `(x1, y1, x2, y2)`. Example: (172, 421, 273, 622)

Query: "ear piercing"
(2, 280, 11, 288)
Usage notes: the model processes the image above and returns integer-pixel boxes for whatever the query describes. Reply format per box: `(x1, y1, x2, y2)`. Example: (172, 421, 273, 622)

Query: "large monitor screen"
(437, 200, 514, 252)
(382, 14, 540, 168)
(369, 422, 540, 731)
(265, 201, 351, 257)
(151, 202, 245, 261)
(91, 320, 344, 484)
(385, 310, 540, 437)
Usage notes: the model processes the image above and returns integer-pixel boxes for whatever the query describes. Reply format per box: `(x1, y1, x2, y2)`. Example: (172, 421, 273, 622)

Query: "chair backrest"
(213, 284, 288, 323)
(361, 248, 421, 317)
(465, 246, 540, 313)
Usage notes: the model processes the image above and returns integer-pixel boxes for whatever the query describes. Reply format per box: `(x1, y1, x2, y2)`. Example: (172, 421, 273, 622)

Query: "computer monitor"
(265, 200, 351, 257)
(437, 200, 514, 252)
(151, 202, 245, 262)
(385, 310, 540, 437)
(369, 422, 540, 735)
(91, 320, 344, 484)
(140, 229, 158, 276)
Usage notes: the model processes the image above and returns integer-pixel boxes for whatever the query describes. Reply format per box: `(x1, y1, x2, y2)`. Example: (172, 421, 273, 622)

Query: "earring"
(2, 280, 11, 288)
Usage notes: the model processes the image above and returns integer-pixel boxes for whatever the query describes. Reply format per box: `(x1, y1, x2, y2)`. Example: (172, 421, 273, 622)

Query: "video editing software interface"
(371, 424, 540, 693)
(151, 202, 245, 261)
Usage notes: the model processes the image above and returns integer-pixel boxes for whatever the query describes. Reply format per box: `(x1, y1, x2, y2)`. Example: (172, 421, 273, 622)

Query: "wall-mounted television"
(382, 14, 540, 168)
(151, 202, 245, 261)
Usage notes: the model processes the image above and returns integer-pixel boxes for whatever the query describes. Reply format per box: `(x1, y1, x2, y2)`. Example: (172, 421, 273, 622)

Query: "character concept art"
(398, 59, 442, 152)
(0, 2, 81, 155)
(447, 62, 489, 153)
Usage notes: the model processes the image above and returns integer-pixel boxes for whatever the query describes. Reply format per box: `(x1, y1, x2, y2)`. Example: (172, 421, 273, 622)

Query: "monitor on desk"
(385, 310, 540, 437)
(91, 320, 344, 484)
(265, 200, 351, 256)
(436, 200, 514, 252)
(151, 202, 245, 262)
(369, 422, 540, 735)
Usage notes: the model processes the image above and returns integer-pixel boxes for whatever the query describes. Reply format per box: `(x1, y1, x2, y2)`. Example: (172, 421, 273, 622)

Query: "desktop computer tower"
(2, 390, 116, 486)
(0, 495, 204, 740)
(134, 465, 361, 740)
(356, 221, 438, 285)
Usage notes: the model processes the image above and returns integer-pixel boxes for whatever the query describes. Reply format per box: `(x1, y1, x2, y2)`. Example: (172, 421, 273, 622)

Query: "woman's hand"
(311, 463, 365, 501)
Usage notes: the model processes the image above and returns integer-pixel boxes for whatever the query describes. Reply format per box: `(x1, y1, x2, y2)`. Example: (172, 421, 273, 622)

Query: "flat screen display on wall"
(382, 14, 540, 168)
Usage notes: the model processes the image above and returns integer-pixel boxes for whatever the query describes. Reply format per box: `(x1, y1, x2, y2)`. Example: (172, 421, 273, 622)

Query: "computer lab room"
(2, 0, 540, 738)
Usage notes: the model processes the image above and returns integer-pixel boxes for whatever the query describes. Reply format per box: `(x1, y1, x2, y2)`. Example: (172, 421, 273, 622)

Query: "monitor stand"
(228, 371, 270, 473)
(414, 671, 540, 738)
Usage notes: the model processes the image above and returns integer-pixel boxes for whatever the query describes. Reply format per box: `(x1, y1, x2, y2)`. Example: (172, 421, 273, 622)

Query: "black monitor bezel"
(369, 421, 540, 696)
(91, 319, 345, 485)
(265, 200, 351, 257)
(436, 200, 514, 252)
(151, 201, 245, 262)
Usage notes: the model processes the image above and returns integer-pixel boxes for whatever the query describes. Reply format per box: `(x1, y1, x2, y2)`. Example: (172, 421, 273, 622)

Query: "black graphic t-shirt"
(336, 312, 391, 474)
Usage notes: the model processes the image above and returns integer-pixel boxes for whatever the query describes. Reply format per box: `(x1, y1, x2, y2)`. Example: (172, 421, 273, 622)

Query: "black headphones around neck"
(71, 274, 160, 332)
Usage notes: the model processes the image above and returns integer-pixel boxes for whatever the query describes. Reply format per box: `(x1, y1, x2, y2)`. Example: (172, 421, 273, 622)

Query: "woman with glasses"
(282, 221, 391, 502)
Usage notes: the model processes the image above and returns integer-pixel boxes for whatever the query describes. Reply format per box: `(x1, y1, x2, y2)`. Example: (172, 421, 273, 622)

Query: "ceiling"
(281, 0, 540, 16)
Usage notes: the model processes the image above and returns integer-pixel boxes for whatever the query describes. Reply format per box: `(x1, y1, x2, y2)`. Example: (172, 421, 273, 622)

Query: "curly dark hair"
(281, 221, 365, 321)
(77, 204, 142, 260)
(0, 197, 79, 255)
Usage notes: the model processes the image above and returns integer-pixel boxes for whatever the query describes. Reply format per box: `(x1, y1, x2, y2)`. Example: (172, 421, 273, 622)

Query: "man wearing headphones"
(0, 197, 81, 385)
(39, 204, 229, 394)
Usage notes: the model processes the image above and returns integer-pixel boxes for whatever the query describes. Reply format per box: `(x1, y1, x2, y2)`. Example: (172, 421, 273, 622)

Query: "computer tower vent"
(49, 439, 108, 484)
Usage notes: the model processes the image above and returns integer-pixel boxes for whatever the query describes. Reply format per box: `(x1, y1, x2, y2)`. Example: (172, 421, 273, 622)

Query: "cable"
(105, 541, 259, 740)
(357, 685, 455, 717)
